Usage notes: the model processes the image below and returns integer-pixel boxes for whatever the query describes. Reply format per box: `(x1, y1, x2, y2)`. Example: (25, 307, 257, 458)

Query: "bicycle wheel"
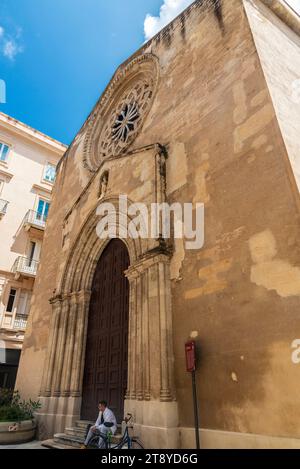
(109, 439, 127, 449)
(88, 433, 108, 449)
(88, 435, 100, 449)
(131, 438, 144, 449)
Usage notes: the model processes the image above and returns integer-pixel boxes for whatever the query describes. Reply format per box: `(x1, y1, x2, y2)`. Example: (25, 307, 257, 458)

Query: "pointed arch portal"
(81, 239, 130, 422)
(38, 158, 178, 447)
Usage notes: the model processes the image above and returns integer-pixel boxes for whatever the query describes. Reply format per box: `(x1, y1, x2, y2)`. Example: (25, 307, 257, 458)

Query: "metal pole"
(192, 370, 200, 450)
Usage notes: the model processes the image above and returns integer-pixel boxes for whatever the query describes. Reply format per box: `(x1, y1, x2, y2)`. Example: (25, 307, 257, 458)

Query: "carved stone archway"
(38, 194, 178, 447)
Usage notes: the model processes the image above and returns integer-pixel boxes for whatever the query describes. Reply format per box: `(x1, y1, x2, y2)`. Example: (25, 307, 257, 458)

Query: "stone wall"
(244, 0, 300, 191)
(16, 0, 300, 448)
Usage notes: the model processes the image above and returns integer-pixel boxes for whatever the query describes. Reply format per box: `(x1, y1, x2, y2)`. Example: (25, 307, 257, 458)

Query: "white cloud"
(0, 24, 23, 61)
(3, 39, 23, 60)
(144, 0, 300, 41)
(144, 0, 194, 41)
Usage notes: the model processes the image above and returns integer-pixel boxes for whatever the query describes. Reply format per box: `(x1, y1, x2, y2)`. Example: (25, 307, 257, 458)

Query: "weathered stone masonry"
(16, 0, 300, 448)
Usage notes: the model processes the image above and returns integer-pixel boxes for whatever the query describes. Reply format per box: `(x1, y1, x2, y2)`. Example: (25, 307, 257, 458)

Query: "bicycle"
(87, 413, 144, 449)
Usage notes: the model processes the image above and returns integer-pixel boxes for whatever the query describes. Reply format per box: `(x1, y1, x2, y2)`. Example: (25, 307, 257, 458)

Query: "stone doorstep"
(41, 439, 74, 450)
(65, 427, 87, 438)
(42, 438, 128, 450)
(75, 420, 94, 429)
(41, 420, 124, 450)
(54, 433, 85, 448)
(75, 420, 122, 433)
(42, 432, 125, 450)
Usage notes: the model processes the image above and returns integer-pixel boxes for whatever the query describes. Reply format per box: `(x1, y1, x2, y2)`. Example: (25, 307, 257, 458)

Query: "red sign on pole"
(185, 341, 196, 373)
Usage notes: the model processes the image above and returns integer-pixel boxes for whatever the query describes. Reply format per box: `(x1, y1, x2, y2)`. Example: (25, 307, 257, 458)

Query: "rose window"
(83, 54, 159, 172)
(97, 80, 154, 160)
(112, 102, 139, 143)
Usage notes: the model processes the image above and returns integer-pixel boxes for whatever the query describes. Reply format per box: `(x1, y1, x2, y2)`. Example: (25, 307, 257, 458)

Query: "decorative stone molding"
(39, 141, 177, 438)
(64, 142, 166, 227)
(83, 54, 160, 172)
(125, 253, 176, 403)
(40, 236, 175, 405)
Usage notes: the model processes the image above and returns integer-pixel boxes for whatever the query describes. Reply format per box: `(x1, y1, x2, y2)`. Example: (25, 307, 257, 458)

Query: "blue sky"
(0, 0, 165, 144)
(0, 0, 299, 144)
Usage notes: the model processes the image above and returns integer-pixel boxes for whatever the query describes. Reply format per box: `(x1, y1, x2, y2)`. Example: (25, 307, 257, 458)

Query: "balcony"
(12, 256, 39, 279)
(0, 199, 9, 218)
(13, 314, 29, 331)
(23, 210, 47, 231)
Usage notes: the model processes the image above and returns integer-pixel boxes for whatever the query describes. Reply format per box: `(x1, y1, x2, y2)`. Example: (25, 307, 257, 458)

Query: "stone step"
(75, 420, 93, 430)
(75, 420, 123, 434)
(67, 425, 122, 437)
(50, 420, 125, 450)
(53, 431, 125, 449)
(42, 437, 130, 450)
(75, 420, 122, 430)
(65, 427, 87, 438)
(41, 439, 74, 450)
(54, 433, 85, 448)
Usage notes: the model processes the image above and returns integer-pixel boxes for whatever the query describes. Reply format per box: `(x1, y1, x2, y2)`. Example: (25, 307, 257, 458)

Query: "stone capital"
(126, 251, 171, 280)
(49, 295, 63, 306)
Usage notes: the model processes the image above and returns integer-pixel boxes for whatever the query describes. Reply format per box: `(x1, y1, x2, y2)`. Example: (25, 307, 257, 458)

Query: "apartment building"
(0, 112, 66, 389)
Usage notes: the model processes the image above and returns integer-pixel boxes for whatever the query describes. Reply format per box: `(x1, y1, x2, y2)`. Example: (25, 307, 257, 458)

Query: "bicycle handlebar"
(124, 413, 133, 424)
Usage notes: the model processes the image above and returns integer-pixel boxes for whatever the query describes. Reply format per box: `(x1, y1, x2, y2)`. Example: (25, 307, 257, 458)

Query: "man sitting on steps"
(81, 400, 117, 449)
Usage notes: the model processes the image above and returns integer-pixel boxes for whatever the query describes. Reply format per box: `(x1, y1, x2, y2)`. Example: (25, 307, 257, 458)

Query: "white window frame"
(43, 162, 56, 184)
(14, 290, 32, 330)
(0, 142, 10, 164)
(35, 196, 50, 221)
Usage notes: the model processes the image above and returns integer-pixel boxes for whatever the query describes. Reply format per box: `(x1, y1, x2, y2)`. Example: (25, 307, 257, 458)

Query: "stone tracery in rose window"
(98, 80, 154, 159)
(82, 54, 159, 172)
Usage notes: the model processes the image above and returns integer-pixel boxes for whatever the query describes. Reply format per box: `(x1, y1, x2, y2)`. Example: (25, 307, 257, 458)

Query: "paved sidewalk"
(0, 441, 46, 449)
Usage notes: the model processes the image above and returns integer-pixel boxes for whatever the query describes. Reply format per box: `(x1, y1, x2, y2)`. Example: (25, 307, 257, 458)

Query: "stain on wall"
(16, 0, 300, 444)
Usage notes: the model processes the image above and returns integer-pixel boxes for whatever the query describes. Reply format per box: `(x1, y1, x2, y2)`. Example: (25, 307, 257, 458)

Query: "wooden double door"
(81, 239, 130, 422)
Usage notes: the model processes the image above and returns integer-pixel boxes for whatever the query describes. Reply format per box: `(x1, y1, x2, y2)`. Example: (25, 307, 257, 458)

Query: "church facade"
(16, 0, 300, 448)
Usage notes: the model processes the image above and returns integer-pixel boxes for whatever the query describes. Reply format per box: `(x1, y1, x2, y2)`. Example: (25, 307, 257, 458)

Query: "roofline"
(60, 0, 299, 168)
(0, 112, 67, 155)
(261, 0, 300, 36)
(58, 0, 218, 167)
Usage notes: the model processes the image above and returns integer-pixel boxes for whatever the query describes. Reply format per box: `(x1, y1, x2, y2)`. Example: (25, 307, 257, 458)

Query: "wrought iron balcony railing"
(0, 199, 9, 216)
(13, 315, 29, 330)
(12, 256, 39, 278)
(24, 210, 47, 230)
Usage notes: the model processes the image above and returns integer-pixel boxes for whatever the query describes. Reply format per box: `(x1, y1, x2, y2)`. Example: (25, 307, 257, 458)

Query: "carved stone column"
(53, 296, 70, 397)
(40, 290, 91, 399)
(41, 295, 63, 397)
(125, 277, 137, 400)
(142, 270, 151, 401)
(70, 290, 91, 397)
(136, 274, 143, 401)
(124, 251, 178, 448)
(61, 293, 78, 397)
(148, 261, 161, 400)
(158, 260, 173, 402)
(126, 252, 175, 403)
